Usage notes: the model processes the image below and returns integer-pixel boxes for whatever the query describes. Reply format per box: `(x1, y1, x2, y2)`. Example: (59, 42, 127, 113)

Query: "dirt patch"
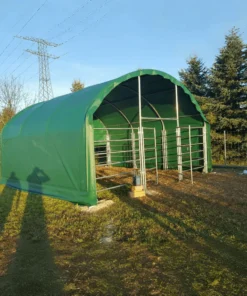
(79, 199, 114, 213)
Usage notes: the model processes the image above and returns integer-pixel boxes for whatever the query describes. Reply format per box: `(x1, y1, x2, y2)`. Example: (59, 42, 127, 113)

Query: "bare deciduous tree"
(0, 76, 34, 129)
(0, 76, 26, 111)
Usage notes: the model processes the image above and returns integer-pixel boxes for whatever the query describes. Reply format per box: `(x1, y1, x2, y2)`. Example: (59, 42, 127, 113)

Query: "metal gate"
(93, 75, 209, 193)
(176, 124, 208, 183)
(94, 127, 158, 193)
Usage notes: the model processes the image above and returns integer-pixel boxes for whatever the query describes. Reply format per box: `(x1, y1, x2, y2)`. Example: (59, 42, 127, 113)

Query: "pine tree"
(210, 27, 247, 132)
(179, 29, 247, 164)
(71, 79, 85, 93)
(179, 55, 209, 97)
(204, 28, 247, 164)
(210, 28, 247, 109)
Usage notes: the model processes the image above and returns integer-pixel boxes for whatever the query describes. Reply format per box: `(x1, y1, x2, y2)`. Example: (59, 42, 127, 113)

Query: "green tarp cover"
(1, 69, 211, 205)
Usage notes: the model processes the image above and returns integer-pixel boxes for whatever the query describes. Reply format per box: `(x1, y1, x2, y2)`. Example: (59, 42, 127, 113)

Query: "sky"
(0, 0, 246, 98)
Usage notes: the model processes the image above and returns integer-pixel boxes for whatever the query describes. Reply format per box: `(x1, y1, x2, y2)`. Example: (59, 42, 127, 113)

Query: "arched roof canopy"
(2, 69, 207, 140)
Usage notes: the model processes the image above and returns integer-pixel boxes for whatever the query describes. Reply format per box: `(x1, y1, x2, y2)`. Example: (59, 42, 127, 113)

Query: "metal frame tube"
(97, 184, 129, 193)
(96, 158, 140, 167)
(94, 138, 139, 143)
(175, 85, 183, 181)
(175, 85, 179, 127)
(141, 117, 177, 121)
(180, 126, 204, 130)
(96, 172, 133, 180)
(94, 127, 138, 130)
(95, 149, 139, 156)
(119, 84, 166, 131)
(131, 131, 137, 168)
(176, 127, 183, 181)
(142, 127, 147, 189)
(138, 76, 147, 189)
(106, 133, 111, 166)
(146, 167, 156, 171)
(180, 142, 204, 147)
(154, 128, 159, 184)
(181, 149, 204, 156)
(192, 166, 206, 170)
(138, 76, 142, 131)
(203, 122, 208, 173)
(182, 158, 205, 164)
(162, 129, 168, 170)
(138, 127, 146, 189)
(188, 125, 193, 184)
(138, 127, 144, 186)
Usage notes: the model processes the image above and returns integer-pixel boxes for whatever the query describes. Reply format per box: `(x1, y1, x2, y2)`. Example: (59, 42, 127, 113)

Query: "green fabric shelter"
(1, 69, 212, 206)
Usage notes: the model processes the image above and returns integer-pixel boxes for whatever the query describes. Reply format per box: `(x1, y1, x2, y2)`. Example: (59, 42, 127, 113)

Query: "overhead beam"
(103, 99, 134, 129)
(119, 84, 165, 130)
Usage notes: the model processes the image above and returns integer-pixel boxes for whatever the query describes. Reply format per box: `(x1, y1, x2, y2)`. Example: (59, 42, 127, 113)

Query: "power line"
(0, 0, 48, 59)
(4, 0, 115, 86)
(11, 13, 25, 30)
(0, 0, 85, 74)
(51, 0, 110, 41)
(0, 40, 23, 68)
(63, 16, 105, 44)
(10, 54, 31, 76)
(1, 0, 102, 75)
(0, 0, 92, 68)
(2, 51, 26, 73)
(62, 4, 113, 45)
(14, 60, 36, 81)
(11, 1, 114, 82)
(1, 42, 36, 76)
(2, 44, 36, 78)
(46, 0, 93, 36)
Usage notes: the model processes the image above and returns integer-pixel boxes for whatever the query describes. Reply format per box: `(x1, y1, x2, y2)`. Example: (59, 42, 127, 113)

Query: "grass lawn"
(0, 170, 246, 295)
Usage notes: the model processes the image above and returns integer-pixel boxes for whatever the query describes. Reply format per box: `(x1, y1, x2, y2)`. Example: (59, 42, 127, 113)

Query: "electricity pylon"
(16, 36, 60, 101)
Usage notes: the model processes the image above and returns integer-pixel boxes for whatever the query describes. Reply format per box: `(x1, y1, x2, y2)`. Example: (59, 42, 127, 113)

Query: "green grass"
(0, 171, 247, 295)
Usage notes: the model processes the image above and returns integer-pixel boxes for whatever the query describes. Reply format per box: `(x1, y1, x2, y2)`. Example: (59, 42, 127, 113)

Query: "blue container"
(133, 175, 141, 186)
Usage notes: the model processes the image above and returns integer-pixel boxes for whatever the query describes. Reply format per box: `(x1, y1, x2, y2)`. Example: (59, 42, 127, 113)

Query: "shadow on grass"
(98, 176, 247, 294)
(0, 168, 64, 296)
(0, 173, 21, 235)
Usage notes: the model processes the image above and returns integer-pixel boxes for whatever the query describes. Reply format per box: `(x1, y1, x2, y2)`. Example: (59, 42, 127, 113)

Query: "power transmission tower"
(16, 35, 60, 101)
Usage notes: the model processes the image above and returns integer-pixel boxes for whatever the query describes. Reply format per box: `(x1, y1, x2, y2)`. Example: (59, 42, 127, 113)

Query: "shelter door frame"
(137, 76, 180, 184)
(137, 76, 208, 184)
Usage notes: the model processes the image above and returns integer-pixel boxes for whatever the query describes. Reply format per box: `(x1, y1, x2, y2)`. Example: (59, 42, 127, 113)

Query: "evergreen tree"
(71, 79, 85, 92)
(179, 28, 247, 164)
(179, 55, 209, 97)
(200, 28, 247, 164)
(209, 27, 247, 132)
(210, 27, 247, 110)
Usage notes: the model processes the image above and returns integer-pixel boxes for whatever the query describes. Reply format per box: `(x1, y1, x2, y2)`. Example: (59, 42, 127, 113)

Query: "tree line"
(179, 27, 247, 164)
